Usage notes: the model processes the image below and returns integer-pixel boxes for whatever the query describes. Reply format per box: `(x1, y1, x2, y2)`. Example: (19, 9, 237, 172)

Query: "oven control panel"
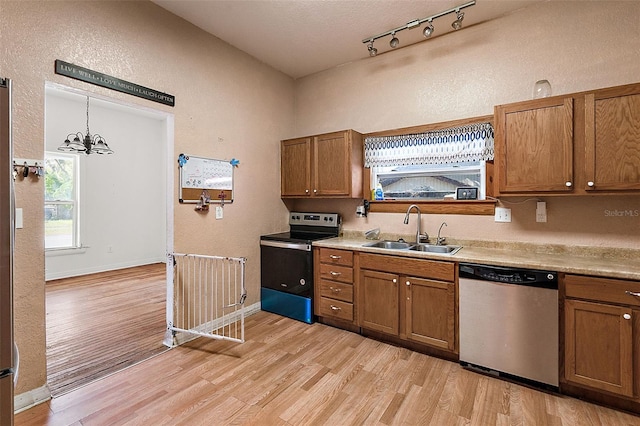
(289, 212, 340, 227)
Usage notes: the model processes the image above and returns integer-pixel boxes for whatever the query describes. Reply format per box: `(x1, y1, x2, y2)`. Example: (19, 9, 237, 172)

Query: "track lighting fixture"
(362, 0, 475, 56)
(389, 32, 399, 48)
(368, 41, 377, 57)
(451, 10, 464, 30)
(423, 20, 434, 38)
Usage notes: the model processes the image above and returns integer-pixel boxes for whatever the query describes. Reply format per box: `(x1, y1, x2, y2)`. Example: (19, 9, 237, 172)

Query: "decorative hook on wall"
(195, 190, 211, 212)
(13, 158, 44, 181)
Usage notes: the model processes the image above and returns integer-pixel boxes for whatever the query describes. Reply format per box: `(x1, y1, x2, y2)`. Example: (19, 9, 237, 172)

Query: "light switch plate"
(494, 207, 511, 222)
(15, 208, 23, 229)
(215, 206, 223, 219)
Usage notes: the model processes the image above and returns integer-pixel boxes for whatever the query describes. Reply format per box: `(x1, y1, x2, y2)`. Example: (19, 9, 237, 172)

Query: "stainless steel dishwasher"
(459, 263, 559, 388)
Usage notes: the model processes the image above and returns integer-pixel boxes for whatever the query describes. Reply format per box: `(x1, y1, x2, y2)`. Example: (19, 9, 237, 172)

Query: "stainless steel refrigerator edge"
(0, 78, 15, 424)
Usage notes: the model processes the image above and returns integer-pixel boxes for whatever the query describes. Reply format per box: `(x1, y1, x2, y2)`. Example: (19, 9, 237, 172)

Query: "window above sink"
(363, 115, 497, 216)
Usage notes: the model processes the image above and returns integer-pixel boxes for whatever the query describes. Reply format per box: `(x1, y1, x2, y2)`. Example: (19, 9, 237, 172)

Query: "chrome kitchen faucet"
(404, 204, 429, 244)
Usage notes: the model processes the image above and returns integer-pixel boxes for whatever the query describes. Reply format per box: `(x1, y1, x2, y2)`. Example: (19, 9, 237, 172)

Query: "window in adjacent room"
(365, 122, 494, 201)
(44, 152, 79, 249)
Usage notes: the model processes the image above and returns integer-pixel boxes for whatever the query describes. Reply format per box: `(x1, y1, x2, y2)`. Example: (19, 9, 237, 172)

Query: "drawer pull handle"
(329, 286, 341, 293)
(330, 305, 341, 311)
(330, 271, 342, 277)
(623, 313, 632, 320)
(329, 255, 342, 259)
(625, 291, 640, 298)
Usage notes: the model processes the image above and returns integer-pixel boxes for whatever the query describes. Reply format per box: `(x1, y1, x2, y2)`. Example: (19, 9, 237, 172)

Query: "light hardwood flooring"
(45, 263, 168, 396)
(17, 310, 640, 425)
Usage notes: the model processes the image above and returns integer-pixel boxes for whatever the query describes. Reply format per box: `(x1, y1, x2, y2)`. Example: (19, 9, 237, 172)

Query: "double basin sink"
(362, 240, 462, 255)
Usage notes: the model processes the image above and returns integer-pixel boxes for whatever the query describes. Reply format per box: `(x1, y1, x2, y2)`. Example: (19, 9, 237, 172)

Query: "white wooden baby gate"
(164, 253, 247, 347)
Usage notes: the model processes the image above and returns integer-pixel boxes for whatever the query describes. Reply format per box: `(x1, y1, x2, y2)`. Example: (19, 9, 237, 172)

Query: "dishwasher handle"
(459, 263, 558, 289)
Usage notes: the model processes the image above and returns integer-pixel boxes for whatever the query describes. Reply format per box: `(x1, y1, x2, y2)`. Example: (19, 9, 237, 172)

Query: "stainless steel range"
(260, 212, 340, 323)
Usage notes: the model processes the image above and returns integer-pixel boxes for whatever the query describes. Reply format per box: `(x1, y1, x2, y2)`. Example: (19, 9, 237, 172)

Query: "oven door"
(260, 240, 313, 298)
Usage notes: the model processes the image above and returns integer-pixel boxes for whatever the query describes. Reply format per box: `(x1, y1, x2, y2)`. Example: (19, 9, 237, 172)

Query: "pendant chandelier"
(58, 96, 113, 155)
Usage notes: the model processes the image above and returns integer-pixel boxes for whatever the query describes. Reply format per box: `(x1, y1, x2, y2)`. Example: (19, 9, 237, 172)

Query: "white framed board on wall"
(178, 154, 233, 204)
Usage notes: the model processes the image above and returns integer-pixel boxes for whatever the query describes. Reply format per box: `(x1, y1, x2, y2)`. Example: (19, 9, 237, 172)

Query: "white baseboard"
(14, 384, 52, 414)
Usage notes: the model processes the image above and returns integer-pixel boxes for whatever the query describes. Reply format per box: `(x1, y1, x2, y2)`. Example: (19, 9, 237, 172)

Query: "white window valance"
(364, 122, 494, 168)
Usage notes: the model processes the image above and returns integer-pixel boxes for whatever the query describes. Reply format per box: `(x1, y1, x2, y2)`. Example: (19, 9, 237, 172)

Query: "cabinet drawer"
(319, 263, 353, 284)
(564, 274, 640, 307)
(318, 248, 353, 267)
(319, 279, 353, 303)
(359, 253, 455, 282)
(318, 297, 353, 322)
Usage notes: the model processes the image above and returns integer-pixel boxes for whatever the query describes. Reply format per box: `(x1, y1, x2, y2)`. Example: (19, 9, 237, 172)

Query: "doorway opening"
(43, 83, 174, 396)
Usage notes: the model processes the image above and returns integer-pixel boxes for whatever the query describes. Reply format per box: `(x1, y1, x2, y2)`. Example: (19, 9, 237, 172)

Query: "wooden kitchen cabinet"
(494, 82, 640, 196)
(314, 248, 356, 324)
(281, 130, 363, 198)
(360, 269, 399, 335)
(358, 253, 457, 353)
(494, 96, 574, 194)
(563, 274, 640, 400)
(405, 276, 455, 351)
(584, 84, 640, 192)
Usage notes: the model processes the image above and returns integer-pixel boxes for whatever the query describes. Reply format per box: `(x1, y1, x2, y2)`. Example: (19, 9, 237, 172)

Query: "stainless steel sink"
(362, 240, 413, 250)
(409, 244, 462, 254)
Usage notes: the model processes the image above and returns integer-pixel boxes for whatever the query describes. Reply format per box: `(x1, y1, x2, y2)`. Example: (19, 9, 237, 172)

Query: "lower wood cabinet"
(563, 274, 640, 401)
(358, 253, 457, 354)
(314, 248, 355, 324)
(360, 269, 399, 335)
(405, 277, 455, 351)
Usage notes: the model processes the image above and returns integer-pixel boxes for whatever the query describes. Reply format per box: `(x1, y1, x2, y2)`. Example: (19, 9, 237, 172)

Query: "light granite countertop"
(313, 232, 640, 281)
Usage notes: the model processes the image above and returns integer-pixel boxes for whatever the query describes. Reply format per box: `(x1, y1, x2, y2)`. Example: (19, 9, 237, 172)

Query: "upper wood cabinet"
(494, 82, 640, 196)
(495, 96, 574, 194)
(281, 130, 363, 198)
(585, 85, 640, 192)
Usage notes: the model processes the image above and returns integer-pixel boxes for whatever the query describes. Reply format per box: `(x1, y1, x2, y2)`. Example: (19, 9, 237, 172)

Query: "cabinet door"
(405, 277, 455, 351)
(359, 269, 399, 335)
(313, 131, 351, 196)
(495, 97, 574, 193)
(565, 299, 634, 397)
(585, 85, 640, 191)
(281, 137, 311, 197)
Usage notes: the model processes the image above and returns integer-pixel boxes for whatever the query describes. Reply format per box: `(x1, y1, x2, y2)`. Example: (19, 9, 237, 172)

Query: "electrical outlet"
(494, 207, 512, 223)
(536, 201, 547, 223)
(215, 206, 223, 220)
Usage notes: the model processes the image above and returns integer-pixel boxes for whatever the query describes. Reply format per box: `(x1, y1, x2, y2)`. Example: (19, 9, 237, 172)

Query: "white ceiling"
(152, 0, 544, 79)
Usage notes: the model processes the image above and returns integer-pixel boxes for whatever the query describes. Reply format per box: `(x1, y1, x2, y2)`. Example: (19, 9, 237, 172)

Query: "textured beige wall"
(292, 1, 640, 249)
(0, 1, 293, 394)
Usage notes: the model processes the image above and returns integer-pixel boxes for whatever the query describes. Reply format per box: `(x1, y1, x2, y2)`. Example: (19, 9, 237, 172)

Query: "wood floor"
(17, 310, 640, 425)
(45, 263, 168, 396)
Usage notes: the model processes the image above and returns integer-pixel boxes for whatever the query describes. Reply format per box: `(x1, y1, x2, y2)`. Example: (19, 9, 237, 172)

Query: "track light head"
(389, 33, 399, 48)
(452, 10, 464, 30)
(423, 20, 434, 38)
(368, 41, 378, 57)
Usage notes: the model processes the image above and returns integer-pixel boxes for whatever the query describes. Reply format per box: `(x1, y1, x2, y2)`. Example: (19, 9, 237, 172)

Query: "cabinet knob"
(587, 181, 594, 187)
(305, 189, 309, 193)
(565, 181, 572, 187)
(623, 313, 631, 320)
(406, 280, 410, 286)
(392, 278, 397, 283)
(313, 189, 317, 193)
